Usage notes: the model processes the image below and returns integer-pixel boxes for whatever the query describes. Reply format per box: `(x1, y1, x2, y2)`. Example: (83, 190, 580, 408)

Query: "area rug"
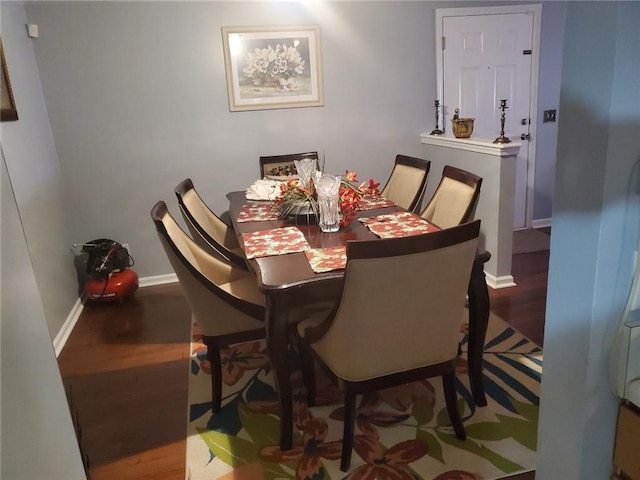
(186, 313, 542, 480)
(512, 229, 550, 255)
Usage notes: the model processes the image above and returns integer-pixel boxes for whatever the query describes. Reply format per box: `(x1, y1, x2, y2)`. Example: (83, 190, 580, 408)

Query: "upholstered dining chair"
(152, 201, 335, 413)
(259, 151, 319, 179)
(297, 219, 481, 471)
(151, 200, 265, 413)
(420, 165, 482, 229)
(379, 154, 431, 212)
(175, 178, 247, 270)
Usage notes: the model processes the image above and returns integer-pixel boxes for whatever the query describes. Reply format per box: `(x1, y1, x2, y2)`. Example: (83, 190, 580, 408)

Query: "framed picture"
(222, 25, 323, 112)
(1, 39, 18, 122)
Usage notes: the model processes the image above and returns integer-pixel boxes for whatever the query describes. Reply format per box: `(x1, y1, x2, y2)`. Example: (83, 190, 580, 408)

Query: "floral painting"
(222, 25, 324, 111)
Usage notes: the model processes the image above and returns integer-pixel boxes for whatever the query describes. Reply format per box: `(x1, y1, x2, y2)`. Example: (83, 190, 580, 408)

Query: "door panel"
(443, 13, 534, 229)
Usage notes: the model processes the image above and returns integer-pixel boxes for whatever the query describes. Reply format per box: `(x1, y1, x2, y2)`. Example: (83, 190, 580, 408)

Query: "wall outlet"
(122, 243, 131, 259)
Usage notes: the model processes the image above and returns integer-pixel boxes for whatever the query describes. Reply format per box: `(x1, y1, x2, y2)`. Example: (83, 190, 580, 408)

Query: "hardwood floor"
(58, 240, 548, 480)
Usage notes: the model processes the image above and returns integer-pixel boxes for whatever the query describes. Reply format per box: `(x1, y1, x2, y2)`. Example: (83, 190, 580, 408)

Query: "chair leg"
(340, 392, 356, 472)
(206, 340, 222, 414)
(443, 372, 466, 440)
(298, 338, 316, 407)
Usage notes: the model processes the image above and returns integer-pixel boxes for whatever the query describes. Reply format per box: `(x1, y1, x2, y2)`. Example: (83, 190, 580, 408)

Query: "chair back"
(174, 178, 246, 269)
(259, 151, 319, 178)
(380, 155, 430, 212)
(310, 220, 480, 381)
(420, 165, 482, 229)
(151, 201, 264, 336)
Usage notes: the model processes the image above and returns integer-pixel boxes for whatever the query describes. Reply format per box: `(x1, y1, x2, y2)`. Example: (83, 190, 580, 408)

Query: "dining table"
(226, 190, 491, 450)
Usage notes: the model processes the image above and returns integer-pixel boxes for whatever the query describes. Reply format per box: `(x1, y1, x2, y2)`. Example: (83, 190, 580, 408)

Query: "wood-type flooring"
(58, 235, 549, 479)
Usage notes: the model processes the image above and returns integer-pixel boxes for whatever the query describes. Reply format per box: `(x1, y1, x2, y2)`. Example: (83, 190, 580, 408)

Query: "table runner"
(241, 226, 310, 259)
(359, 211, 439, 238)
(237, 202, 280, 223)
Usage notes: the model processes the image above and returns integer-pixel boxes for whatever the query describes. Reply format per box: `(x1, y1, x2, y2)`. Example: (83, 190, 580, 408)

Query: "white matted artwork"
(222, 25, 324, 112)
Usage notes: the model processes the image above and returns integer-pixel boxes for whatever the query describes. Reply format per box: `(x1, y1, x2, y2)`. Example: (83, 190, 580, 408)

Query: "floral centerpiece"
(242, 43, 305, 92)
(274, 169, 380, 227)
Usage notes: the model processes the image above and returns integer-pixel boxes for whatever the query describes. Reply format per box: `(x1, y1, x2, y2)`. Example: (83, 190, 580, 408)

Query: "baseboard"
(532, 217, 552, 229)
(139, 273, 178, 288)
(55, 274, 179, 357)
(53, 297, 84, 358)
(485, 272, 517, 289)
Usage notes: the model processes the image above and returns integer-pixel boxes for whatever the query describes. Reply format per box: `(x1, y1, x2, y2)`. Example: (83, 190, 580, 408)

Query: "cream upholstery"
(380, 155, 430, 212)
(299, 230, 478, 381)
(175, 178, 246, 269)
(420, 165, 482, 229)
(153, 201, 264, 337)
(297, 220, 481, 471)
(152, 200, 335, 412)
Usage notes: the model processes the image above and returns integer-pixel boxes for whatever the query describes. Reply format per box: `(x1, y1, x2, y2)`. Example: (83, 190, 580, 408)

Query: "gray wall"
(1, 1, 78, 340)
(23, 0, 560, 288)
(1, 153, 86, 479)
(12, 1, 624, 478)
(537, 2, 640, 478)
(24, 0, 435, 281)
(1, 3, 86, 477)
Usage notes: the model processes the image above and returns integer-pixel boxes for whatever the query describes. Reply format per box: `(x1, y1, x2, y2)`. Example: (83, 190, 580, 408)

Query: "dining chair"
(259, 151, 319, 179)
(152, 200, 336, 413)
(379, 154, 431, 212)
(174, 178, 247, 270)
(420, 165, 482, 229)
(151, 200, 265, 413)
(297, 219, 481, 471)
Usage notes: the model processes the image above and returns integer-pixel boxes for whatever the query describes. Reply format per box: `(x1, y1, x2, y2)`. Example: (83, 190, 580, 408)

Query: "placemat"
(304, 246, 347, 273)
(241, 226, 310, 259)
(237, 202, 280, 223)
(360, 211, 439, 238)
(357, 194, 396, 211)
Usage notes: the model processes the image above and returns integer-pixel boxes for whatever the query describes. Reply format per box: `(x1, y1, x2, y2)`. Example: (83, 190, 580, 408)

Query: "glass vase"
(318, 193, 340, 232)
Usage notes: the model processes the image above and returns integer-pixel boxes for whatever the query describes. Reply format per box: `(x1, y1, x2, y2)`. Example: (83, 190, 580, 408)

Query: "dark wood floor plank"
(59, 250, 547, 479)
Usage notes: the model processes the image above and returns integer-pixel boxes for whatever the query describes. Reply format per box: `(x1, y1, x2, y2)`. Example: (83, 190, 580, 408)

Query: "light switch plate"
(543, 109, 556, 123)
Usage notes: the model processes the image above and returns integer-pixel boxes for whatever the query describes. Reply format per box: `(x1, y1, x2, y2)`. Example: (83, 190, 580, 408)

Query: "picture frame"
(222, 25, 323, 112)
(1, 38, 18, 122)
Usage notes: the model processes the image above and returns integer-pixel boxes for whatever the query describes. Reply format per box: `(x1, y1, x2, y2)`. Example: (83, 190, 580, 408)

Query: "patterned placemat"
(237, 202, 280, 223)
(359, 211, 439, 238)
(241, 226, 310, 259)
(304, 247, 347, 273)
(357, 194, 396, 211)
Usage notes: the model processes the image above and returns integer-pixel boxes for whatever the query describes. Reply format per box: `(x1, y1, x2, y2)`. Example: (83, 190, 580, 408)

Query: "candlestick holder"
(493, 99, 512, 144)
(430, 100, 443, 135)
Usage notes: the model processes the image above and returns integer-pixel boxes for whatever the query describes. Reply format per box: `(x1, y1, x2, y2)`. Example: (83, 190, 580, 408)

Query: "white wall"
(537, 2, 640, 478)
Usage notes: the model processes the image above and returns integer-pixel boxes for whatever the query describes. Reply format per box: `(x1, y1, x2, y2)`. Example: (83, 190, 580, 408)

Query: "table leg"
(467, 251, 491, 407)
(265, 292, 294, 451)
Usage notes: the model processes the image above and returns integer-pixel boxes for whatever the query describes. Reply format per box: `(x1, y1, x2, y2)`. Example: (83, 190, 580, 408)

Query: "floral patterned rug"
(186, 313, 542, 480)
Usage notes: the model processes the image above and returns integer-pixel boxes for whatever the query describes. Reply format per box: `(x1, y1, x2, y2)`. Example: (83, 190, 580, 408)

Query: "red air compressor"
(76, 239, 139, 303)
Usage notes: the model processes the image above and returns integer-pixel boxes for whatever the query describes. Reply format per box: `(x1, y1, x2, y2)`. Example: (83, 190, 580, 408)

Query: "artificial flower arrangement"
(274, 170, 380, 227)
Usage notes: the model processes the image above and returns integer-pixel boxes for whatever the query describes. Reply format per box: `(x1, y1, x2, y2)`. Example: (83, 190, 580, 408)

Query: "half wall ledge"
(420, 133, 521, 289)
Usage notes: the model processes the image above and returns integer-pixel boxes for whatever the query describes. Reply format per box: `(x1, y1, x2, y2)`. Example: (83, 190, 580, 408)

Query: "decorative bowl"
(452, 118, 475, 138)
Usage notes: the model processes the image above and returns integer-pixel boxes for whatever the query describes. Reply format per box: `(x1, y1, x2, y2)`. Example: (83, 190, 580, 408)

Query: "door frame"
(436, 4, 542, 229)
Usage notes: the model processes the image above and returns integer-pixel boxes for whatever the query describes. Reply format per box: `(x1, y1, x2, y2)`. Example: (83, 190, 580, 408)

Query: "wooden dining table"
(226, 190, 491, 450)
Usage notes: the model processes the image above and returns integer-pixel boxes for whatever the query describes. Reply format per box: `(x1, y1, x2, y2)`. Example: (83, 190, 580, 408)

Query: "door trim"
(436, 4, 542, 229)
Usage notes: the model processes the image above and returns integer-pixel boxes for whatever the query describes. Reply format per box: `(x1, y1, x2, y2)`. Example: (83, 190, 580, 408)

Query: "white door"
(441, 10, 536, 229)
